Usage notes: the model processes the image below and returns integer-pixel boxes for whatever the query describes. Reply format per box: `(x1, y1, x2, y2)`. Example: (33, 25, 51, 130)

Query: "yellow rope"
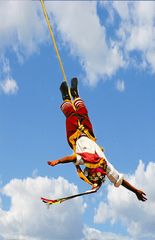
(40, 0, 96, 141)
(40, 0, 72, 99)
(40, 1, 97, 186)
(40, 0, 66, 81)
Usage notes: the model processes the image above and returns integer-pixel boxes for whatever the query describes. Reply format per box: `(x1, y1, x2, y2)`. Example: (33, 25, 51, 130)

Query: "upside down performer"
(48, 78, 147, 202)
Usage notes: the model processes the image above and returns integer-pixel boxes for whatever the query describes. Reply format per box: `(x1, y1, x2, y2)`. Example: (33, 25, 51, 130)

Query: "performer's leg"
(60, 81, 79, 147)
(70, 78, 95, 138)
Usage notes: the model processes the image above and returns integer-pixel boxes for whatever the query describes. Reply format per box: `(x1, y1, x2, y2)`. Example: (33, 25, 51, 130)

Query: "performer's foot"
(70, 77, 79, 99)
(60, 81, 71, 100)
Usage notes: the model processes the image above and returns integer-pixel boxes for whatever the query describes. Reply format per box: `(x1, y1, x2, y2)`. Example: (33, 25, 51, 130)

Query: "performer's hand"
(48, 160, 59, 166)
(135, 189, 147, 201)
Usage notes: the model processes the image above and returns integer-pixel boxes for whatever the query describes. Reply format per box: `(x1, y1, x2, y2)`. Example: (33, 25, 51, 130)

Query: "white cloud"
(0, 1, 47, 57)
(94, 160, 155, 240)
(0, 1, 47, 89)
(0, 78, 19, 95)
(111, 2, 155, 73)
(46, 1, 124, 85)
(0, 57, 11, 74)
(83, 226, 131, 240)
(0, 176, 85, 240)
(146, 50, 155, 73)
(0, 57, 19, 95)
(0, 1, 124, 86)
(1, 1, 155, 87)
(116, 79, 125, 92)
(0, 2, 49, 96)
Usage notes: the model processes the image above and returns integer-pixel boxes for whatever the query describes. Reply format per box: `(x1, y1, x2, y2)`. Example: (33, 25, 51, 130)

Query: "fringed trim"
(75, 165, 93, 186)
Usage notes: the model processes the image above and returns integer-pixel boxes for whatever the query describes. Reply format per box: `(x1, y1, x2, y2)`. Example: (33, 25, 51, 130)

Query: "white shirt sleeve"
(106, 161, 124, 187)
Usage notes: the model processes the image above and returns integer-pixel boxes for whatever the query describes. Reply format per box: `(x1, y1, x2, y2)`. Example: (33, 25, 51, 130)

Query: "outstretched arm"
(122, 179, 147, 202)
(48, 154, 76, 166)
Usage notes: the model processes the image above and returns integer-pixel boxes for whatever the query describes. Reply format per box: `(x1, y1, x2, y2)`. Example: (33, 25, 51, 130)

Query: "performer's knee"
(61, 100, 75, 117)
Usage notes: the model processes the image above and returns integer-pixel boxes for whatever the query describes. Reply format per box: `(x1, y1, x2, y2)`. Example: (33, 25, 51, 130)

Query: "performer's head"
(84, 167, 106, 186)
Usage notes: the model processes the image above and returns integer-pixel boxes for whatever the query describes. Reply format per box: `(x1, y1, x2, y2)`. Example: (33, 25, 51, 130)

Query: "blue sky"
(0, 1, 155, 240)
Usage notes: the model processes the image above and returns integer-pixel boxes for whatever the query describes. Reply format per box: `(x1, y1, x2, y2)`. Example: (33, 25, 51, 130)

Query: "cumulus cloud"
(0, 1, 47, 91)
(83, 226, 131, 240)
(1, 1, 155, 87)
(94, 160, 155, 240)
(46, 1, 124, 85)
(0, 1, 47, 57)
(0, 78, 18, 95)
(106, 2, 155, 73)
(0, 176, 85, 240)
(0, 1, 124, 86)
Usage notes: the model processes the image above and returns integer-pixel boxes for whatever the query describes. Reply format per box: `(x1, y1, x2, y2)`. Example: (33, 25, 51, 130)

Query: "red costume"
(61, 98, 95, 149)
